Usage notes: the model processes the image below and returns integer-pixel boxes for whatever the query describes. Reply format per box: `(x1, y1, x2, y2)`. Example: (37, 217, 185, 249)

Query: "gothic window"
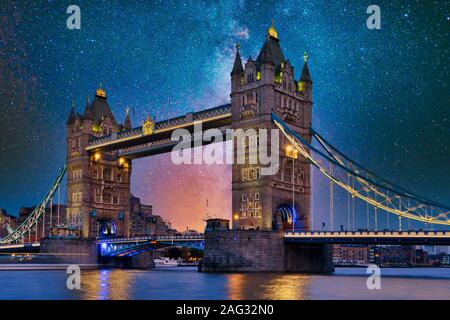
(94, 188, 101, 203)
(103, 167, 112, 181)
(241, 167, 260, 182)
(284, 161, 293, 182)
(112, 192, 119, 204)
(255, 192, 260, 201)
(242, 194, 247, 201)
(102, 189, 112, 204)
(72, 168, 82, 180)
(72, 192, 82, 203)
(93, 167, 99, 179)
(116, 171, 122, 182)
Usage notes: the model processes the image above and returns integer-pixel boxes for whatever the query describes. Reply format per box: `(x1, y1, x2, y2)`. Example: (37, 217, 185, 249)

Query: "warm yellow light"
(92, 123, 101, 133)
(267, 19, 278, 39)
(233, 214, 239, 220)
(256, 71, 261, 81)
(118, 157, 126, 166)
(93, 152, 101, 161)
(298, 81, 305, 92)
(96, 83, 106, 98)
(285, 145, 298, 159)
(142, 116, 155, 136)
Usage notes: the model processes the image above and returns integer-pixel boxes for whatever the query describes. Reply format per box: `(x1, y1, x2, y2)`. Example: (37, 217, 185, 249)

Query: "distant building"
(370, 245, 413, 267)
(441, 255, 450, 266)
(333, 244, 369, 266)
(205, 218, 229, 232)
(129, 196, 175, 237)
(180, 228, 202, 236)
(412, 248, 429, 266)
(15, 205, 67, 242)
(0, 209, 17, 238)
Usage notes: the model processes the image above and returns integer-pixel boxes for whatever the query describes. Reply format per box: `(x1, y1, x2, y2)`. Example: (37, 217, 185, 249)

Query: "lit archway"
(98, 219, 117, 238)
(272, 204, 297, 231)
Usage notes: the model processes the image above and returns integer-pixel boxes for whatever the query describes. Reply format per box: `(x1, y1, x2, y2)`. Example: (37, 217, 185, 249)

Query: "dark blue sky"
(0, 0, 448, 231)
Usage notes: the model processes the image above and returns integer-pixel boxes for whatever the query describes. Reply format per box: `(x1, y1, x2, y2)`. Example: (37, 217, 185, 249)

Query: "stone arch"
(97, 219, 117, 238)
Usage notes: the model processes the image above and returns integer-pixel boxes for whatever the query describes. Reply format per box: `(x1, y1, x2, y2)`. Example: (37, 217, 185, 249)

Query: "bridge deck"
(284, 230, 450, 245)
(97, 235, 205, 244)
(86, 104, 231, 157)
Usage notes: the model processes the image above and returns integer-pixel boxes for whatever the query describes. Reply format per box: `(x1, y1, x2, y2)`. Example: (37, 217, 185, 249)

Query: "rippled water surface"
(0, 267, 449, 300)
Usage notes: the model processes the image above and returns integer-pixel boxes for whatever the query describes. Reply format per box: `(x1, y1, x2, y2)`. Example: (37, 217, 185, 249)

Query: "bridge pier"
(109, 252, 155, 269)
(40, 238, 99, 265)
(199, 230, 334, 273)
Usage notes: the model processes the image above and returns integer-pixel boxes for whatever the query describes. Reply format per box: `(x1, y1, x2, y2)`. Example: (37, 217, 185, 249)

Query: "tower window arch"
(103, 167, 112, 181)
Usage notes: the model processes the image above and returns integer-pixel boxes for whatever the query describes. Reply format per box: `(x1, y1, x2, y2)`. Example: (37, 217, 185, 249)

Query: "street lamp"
(93, 152, 101, 162)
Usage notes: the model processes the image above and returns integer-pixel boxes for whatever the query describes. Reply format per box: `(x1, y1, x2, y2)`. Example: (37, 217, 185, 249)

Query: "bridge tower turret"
(66, 86, 132, 238)
(230, 22, 312, 231)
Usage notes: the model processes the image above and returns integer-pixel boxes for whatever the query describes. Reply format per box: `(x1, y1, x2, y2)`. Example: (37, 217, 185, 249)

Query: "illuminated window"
(72, 192, 82, 203)
(73, 168, 82, 180)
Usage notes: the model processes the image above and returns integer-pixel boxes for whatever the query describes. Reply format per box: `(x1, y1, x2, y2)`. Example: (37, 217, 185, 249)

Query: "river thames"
(0, 267, 449, 300)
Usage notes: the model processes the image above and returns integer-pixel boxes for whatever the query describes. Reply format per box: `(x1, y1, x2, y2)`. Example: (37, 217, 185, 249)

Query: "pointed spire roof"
(67, 99, 76, 124)
(231, 43, 244, 76)
(124, 107, 132, 129)
(83, 96, 93, 120)
(90, 85, 115, 124)
(299, 52, 311, 82)
(256, 21, 285, 70)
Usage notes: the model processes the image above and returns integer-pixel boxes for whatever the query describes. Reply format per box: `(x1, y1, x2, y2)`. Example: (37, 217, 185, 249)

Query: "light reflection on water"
(227, 273, 311, 300)
(0, 267, 449, 300)
(79, 269, 133, 300)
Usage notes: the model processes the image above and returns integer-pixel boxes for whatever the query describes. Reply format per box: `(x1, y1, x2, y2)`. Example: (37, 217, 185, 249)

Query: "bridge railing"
(97, 234, 205, 243)
(284, 230, 448, 237)
(88, 104, 231, 146)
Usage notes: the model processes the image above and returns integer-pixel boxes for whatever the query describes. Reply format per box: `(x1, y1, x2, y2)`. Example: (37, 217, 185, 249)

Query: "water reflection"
(7, 267, 441, 300)
(227, 273, 311, 300)
(80, 269, 133, 300)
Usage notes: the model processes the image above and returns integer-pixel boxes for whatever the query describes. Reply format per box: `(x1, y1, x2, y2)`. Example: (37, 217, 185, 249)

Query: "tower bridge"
(1, 22, 449, 272)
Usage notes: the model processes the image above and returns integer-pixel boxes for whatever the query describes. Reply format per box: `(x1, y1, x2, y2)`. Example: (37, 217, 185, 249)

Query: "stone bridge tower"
(230, 22, 313, 231)
(66, 85, 132, 238)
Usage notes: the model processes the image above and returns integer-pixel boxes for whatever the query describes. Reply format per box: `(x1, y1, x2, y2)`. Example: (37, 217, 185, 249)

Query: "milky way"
(0, 0, 448, 231)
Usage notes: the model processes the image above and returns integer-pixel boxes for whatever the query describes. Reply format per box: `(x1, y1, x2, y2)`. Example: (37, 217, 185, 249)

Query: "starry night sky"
(0, 0, 448, 231)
